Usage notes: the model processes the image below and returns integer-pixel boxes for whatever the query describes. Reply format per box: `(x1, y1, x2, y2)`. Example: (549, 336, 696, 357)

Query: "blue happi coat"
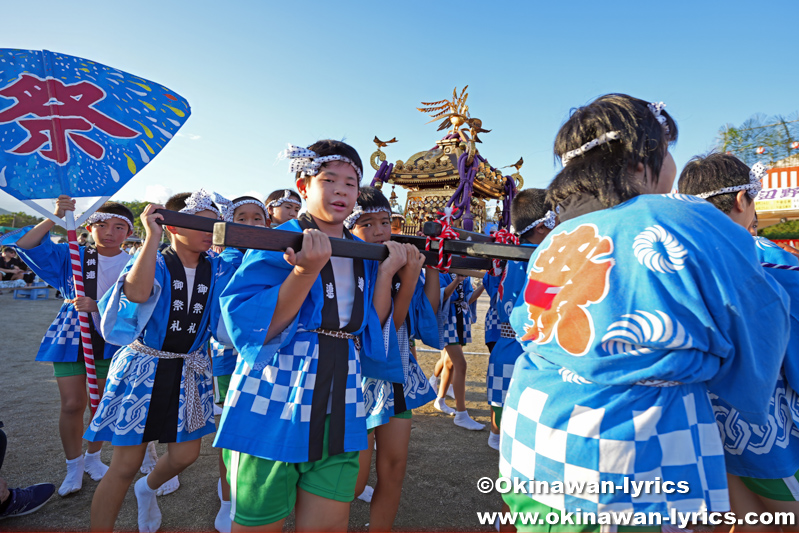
(2, 227, 128, 362)
(210, 248, 245, 378)
(710, 236, 799, 479)
(363, 273, 439, 429)
(214, 219, 402, 463)
(501, 194, 790, 516)
(483, 272, 501, 344)
(438, 273, 473, 345)
(84, 249, 236, 445)
(486, 242, 536, 408)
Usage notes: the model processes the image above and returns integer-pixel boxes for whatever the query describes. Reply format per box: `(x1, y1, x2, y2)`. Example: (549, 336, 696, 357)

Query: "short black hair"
(1, 246, 16, 254)
(512, 189, 550, 239)
(265, 189, 301, 205)
(678, 152, 752, 214)
(297, 140, 363, 185)
(548, 94, 678, 210)
(96, 201, 134, 224)
(165, 192, 192, 212)
(355, 186, 391, 212)
(232, 196, 267, 216)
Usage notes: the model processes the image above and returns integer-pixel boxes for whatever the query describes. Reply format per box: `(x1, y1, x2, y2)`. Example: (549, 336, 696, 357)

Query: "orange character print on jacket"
(521, 224, 614, 356)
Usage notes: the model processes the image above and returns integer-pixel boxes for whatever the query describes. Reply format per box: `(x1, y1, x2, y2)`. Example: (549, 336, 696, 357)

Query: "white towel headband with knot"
(278, 144, 363, 181)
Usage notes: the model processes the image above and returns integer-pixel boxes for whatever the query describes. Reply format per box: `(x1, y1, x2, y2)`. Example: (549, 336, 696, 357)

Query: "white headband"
(695, 162, 767, 200)
(512, 209, 558, 236)
(179, 189, 222, 217)
(266, 190, 302, 210)
(210, 193, 268, 223)
(84, 212, 133, 231)
(561, 131, 621, 167)
(278, 144, 363, 181)
(344, 205, 392, 229)
(561, 101, 670, 167)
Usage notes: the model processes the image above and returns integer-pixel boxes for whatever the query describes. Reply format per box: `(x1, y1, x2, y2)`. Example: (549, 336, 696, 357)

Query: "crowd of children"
(4, 93, 799, 532)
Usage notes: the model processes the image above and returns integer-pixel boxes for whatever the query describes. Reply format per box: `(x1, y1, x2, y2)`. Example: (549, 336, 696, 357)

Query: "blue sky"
(1, 0, 797, 218)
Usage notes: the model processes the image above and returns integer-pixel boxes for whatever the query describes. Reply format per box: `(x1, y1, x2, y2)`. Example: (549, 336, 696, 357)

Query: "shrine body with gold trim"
(370, 87, 522, 234)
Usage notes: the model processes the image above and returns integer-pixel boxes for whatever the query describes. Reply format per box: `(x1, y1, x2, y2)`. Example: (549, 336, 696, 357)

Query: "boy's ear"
(296, 177, 309, 200)
(165, 225, 178, 236)
(734, 190, 748, 213)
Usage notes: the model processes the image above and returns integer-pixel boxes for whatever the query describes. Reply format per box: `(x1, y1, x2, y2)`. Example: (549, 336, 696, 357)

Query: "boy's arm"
(423, 267, 440, 312)
(14, 195, 75, 250)
(123, 204, 163, 304)
(393, 245, 425, 330)
(264, 229, 332, 343)
(372, 241, 408, 326)
(469, 282, 485, 305)
(442, 274, 464, 302)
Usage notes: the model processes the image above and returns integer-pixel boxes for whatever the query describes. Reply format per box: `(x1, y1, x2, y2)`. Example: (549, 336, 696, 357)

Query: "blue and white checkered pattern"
(487, 361, 515, 407)
(210, 338, 237, 377)
(43, 308, 81, 346)
(499, 378, 729, 515)
(442, 308, 472, 345)
(485, 307, 500, 343)
(219, 334, 368, 462)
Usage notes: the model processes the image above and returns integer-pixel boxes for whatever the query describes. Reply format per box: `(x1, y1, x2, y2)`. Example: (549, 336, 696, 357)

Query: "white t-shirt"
(184, 267, 196, 308)
(330, 256, 354, 328)
(97, 252, 132, 298)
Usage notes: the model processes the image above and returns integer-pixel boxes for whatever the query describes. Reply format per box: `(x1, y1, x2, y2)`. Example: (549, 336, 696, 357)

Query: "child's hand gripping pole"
(65, 209, 101, 414)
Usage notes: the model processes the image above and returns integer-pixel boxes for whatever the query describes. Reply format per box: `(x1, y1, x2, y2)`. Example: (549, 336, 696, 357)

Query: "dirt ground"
(0, 287, 500, 532)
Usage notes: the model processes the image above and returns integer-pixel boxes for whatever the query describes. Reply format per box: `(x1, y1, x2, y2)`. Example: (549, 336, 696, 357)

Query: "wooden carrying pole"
(154, 210, 498, 270)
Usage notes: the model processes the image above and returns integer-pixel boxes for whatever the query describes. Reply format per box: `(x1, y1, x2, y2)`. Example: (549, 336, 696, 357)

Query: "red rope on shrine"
(489, 228, 519, 276)
(425, 207, 460, 272)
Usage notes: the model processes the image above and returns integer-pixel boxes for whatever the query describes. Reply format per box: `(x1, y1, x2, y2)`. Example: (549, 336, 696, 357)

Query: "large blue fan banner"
(0, 49, 190, 200)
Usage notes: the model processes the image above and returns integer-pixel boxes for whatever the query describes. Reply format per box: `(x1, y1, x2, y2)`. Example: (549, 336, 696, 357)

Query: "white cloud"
(145, 185, 173, 204)
(176, 133, 202, 141)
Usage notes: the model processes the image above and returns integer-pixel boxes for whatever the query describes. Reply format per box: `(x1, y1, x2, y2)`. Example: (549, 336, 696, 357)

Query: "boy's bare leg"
(90, 443, 148, 531)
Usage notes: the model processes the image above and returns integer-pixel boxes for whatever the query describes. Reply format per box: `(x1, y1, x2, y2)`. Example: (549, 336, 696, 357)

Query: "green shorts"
(214, 374, 231, 404)
(53, 357, 112, 379)
(740, 469, 799, 501)
(492, 405, 503, 427)
(447, 342, 467, 347)
(224, 417, 359, 527)
(367, 409, 413, 435)
(502, 490, 660, 532)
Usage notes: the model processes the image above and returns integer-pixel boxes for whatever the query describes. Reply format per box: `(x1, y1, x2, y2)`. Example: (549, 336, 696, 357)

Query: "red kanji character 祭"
(0, 74, 138, 165)
(520, 224, 614, 356)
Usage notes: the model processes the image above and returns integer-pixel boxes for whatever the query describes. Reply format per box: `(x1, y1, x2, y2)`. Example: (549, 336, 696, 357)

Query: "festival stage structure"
(369, 87, 522, 234)
(756, 154, 799, 231)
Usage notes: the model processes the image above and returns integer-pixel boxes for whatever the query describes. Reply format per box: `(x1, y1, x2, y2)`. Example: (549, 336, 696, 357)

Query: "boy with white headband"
(84, 190, 237, 532)
(485, 189, 556, 453)
(265, 189, 302, 227)
(216, 140, 407, 531)
(500, 95, 789, 530)
(679, 153, 799, 529)
(2, 196, 133, 497)
(347, 186, 439, 531)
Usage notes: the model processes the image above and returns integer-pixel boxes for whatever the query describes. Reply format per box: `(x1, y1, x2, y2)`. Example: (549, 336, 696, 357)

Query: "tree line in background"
(718, 113, 799, 166)
(0, 200, 148, 238)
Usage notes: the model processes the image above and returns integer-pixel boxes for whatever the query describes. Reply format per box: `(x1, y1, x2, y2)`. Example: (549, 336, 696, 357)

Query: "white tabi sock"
(215, 500, 232, 533)
(433, 397, 456, 416)
(454, 410, 485, 431)
(487, 432, 500, 450)
(217, 478, 223, 502)
(140, 441, 158, 474)
(84, 450, 109, 481)
(156, 475, 180, 496)
(134, 475, 162, 533)
(58, 455, 84, 496)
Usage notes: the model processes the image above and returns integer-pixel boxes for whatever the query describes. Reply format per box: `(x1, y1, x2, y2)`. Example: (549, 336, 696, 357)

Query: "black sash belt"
(298, 214, 366, 461)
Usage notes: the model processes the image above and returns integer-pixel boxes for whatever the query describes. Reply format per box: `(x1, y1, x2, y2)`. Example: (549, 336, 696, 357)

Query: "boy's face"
(168, 209, 218, 253)
(234, 203, 268, 227)
(269, 202, 300, 225)
(2, 249, 15, 261)
(352, 211, 391, 244)
(88, 217, 132, 249)
(297, 161, 359, 228)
